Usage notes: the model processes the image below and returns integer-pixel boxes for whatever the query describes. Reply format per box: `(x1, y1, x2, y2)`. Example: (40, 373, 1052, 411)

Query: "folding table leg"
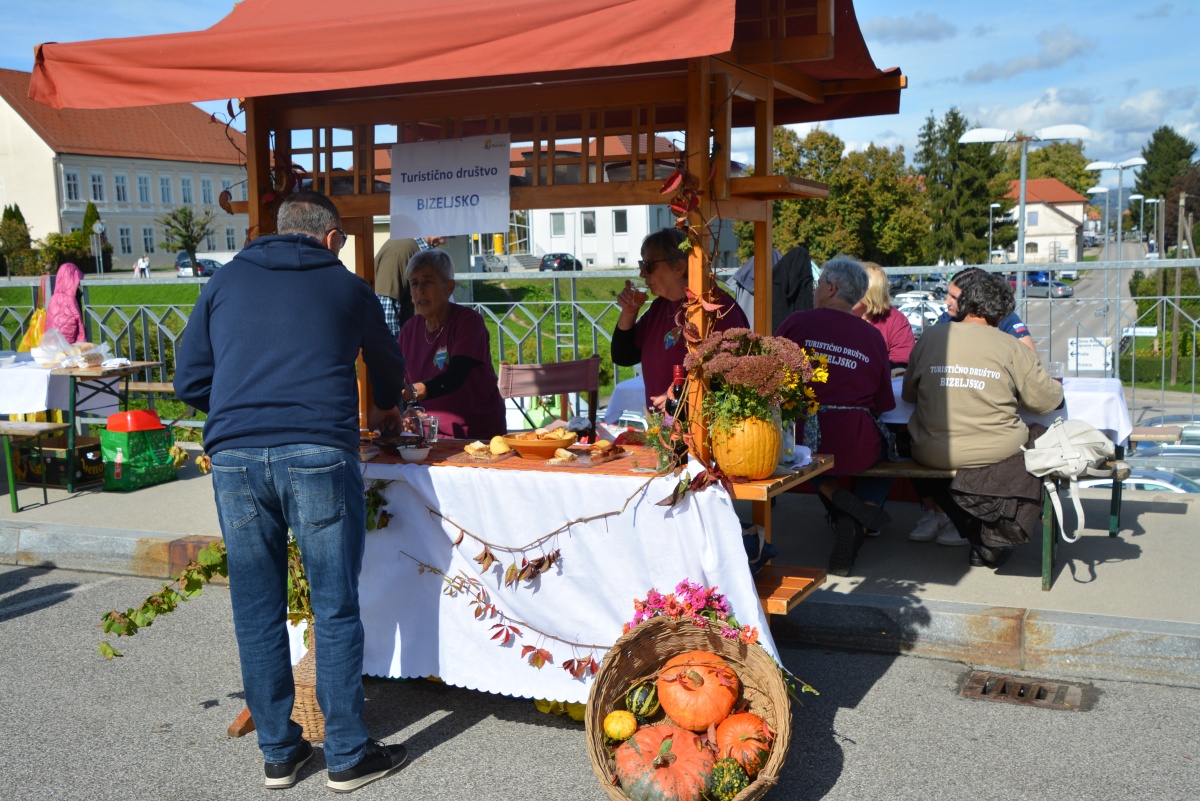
(3, 436, 16, 514)
(1108, 444, 1123, 537)
(1041, 485, 1057, 592)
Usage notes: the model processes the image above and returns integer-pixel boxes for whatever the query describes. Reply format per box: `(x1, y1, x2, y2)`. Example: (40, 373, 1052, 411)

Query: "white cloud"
(1135, 3, 1172, 19)
(971, 87, 1097, 135)
(862, 12, 957, 44)
(1105, 87, 1199, 134)
(962, 26, 1093, 84)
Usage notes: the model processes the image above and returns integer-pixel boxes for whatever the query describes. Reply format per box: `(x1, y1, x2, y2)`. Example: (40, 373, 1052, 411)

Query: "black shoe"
(828, 515, 865, 577)
(969, 545, 1013, 569)
(831, 488, 891, 532)
(326, 740, 408, 794)
(264, 739, 313, 790)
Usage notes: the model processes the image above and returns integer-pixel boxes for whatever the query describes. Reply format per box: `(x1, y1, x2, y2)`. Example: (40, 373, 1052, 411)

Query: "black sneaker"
(326, 740, 408, 794)
(264, 739, 313, 790)
(828, 514, 865, 577)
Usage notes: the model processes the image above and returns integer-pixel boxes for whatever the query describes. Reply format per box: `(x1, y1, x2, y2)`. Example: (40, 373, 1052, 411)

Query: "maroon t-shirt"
(398, 304, 507, 440)
(775, 308, 895, 474)
(867, 307, 915, 366)
(633, 289, 749, 406)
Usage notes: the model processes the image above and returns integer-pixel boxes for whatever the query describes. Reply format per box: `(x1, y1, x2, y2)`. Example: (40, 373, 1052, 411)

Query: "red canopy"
(29, 0, 902, 126)
(30, 0, 736, 110)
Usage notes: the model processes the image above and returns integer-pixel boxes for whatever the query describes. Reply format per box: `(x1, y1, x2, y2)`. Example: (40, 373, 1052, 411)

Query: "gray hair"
(819, 255, 868, 306)
(276, 191, 340, 239)
(405, 248, 455, 283)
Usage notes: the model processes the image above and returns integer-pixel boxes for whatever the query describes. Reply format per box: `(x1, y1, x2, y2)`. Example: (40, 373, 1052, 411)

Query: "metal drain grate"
(960, 671, 1084, 710)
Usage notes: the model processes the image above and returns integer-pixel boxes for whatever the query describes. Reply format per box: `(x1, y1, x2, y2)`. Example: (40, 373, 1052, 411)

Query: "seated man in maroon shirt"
(611, 228, 748, 412)
(776, 255, 895, 576)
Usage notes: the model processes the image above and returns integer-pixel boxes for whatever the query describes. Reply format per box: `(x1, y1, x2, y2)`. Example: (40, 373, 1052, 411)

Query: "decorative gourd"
(626, 681, 661, 722)
(604, 710, 639, 742)
(709, 757, 750, 801)
(710, 410, 782, 480)
(715, 712, 773, 778)
(656, 650, 740, 732)
(614, 724, 714, 801)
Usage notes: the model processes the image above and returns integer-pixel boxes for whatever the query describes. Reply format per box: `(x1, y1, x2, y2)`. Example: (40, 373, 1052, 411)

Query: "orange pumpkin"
(710, 413, 782, 480)
(715, 712, 773, 778)
(656, 650, 740, 732)
(614, 724, 714, 801)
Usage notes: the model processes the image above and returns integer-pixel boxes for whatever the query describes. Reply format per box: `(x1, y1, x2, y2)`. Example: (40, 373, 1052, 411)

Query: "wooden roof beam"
(766, 64, 824, 104)
(823, 74, 909, 96)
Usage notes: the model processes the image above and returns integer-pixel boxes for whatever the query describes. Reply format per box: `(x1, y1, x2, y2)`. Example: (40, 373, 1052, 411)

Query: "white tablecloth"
(881, 375, 1132, 445)
(290, 459, 777, 704)
(605, 375, 646, 423)
(0, 359, 119, 417)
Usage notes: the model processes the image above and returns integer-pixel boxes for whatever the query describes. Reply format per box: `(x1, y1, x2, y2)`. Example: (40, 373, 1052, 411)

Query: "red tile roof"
(1004, 178, 1088, 204)
(0, 68, 244, 165)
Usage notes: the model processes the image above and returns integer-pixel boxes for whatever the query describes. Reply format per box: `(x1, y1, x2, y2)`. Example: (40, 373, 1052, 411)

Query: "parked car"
(896, 296, 947, 339)
(539, 253, 584, 272)
(1025, 280, 1073, 298)
(1078, 468, 1200, 494)
(472, 254, 509, 273)
(889, 274, 946, 297)
(1126, 443, 1200, 480)
(177, 257, 223, 277)
(1058, 269, 1079, 280)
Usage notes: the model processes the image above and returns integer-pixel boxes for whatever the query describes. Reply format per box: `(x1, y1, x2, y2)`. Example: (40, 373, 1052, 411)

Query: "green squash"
(625, 681, 661, 722)
(710, 757, 750, 801)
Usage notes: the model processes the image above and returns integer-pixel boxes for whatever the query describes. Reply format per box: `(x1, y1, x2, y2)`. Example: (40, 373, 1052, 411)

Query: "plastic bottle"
(114, 447, 123, 480)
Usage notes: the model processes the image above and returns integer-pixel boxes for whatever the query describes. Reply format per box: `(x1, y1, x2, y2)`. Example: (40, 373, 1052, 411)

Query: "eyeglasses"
(638, 259, 667, 275)
(326, 227, 347, 247)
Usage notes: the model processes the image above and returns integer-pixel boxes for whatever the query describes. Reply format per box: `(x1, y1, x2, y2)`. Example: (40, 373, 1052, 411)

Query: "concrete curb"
(772, 590, 1200, 690)
(0, 521, 220, 580)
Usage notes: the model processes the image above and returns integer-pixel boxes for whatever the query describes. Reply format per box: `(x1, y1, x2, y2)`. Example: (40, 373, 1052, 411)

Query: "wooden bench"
(1128, 426, 1182, 448)
(754, 566, 826, 615)
(126, 381, 176, 409)
(0, 421, 70, 513)
(856, 460, 1062, 591)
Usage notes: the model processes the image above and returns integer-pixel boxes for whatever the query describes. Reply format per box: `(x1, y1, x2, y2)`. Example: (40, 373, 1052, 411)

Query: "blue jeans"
(211, 445, 369, 772)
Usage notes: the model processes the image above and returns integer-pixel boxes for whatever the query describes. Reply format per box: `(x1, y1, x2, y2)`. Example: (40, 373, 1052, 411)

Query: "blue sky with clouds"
(3, 1, 1196, 190)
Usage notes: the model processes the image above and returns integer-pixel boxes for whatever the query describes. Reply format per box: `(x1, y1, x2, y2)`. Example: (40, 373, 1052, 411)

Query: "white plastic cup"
(1047, 361, 1066, 383)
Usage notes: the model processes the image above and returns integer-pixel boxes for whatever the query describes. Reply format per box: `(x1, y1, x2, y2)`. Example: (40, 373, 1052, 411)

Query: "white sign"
(389, 135, 510, 238)
(1067, 337, 1112, 372)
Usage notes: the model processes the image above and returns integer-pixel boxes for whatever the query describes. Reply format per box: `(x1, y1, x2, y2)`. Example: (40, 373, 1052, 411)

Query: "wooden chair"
(497, 356, 601, 437)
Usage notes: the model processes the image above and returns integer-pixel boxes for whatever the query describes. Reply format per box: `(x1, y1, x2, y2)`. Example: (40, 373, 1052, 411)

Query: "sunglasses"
(638, 258, 667, 275)
(326, 227, 347, 247)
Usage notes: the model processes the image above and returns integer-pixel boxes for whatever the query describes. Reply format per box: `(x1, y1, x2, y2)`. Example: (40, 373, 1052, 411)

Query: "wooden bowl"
(502, 432, 578, 460)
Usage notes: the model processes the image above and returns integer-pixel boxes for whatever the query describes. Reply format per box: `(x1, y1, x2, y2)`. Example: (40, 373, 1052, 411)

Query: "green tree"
(917, 108, 1008, 265)
(1161, 164, 1200, 249)
(82, 201, 100, 234)
(998, 139, 1091, 196)
(157, 206, 217, 268)
(735, 127, 929, 266)
(1135, 126, 1197, 203)
(1, 204, 36, 277)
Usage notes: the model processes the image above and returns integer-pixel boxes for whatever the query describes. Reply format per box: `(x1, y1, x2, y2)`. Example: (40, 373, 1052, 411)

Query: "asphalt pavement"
(2, 564, 1197, 801)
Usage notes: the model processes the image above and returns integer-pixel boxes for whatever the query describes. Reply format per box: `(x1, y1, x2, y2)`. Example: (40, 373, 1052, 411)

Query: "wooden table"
(49, 362, 160, 492)
(0, 420, 70, 512)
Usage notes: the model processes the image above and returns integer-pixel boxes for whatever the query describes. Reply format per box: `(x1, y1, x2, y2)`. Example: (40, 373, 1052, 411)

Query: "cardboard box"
(14, 435, 105, 487)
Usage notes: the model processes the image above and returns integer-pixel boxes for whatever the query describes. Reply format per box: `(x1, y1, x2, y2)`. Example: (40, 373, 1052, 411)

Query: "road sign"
(1067, 337, 1112, 372)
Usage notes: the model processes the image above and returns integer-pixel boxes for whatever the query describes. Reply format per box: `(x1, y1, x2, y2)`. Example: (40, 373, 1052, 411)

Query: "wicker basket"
(290, 638, 326, 743)
(585, 617, 792, 801)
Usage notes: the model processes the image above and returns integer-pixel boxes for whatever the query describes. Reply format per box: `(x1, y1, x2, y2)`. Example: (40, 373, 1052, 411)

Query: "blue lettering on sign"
(416, 194, 481, 211)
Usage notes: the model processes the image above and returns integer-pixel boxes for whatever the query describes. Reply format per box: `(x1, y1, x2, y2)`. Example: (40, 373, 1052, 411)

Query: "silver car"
(1026, 280, 1073, 298)
(1079, 468, 1200, 494)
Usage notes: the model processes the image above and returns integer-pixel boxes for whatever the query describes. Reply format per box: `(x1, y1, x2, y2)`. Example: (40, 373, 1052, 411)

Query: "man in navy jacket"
(175, 190, 410, 793)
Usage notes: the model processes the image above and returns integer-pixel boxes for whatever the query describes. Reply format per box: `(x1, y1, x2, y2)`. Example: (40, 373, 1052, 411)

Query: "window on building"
(226, 227, 238, 250)
(1027, 211, 1039, 227)
(1026, 242, 1039, 254)
(137, 175, 151, 204)
(90, 172, 105, 202)
(240, 182, 248, 202)
(220, 178, 233, 196)
(201, 178, 213, 205)
(118, 227, 133, 255)
(616, 256, 626, 266)
(142, 227, 156, 254)
(206, 232, 217, 250)
(114, 174, 128, 203)
(550, 212, 566, 236)
(613, 209, 628, 234)
(64, 170, 80, 201)
(581, 211, 596, 235)
(586, 257, 595, 266)
(160, 177, 173, 205)
(181, 177, 193, 205)
(69, 225, 81, 233)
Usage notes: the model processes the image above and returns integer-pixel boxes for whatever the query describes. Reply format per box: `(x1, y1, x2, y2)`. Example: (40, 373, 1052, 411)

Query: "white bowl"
(398, 445, 431, 463)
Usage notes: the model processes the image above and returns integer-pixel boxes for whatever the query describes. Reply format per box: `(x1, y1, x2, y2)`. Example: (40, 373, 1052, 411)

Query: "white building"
(1003, 178, 1087, 263)
(0, 68, 249, 269)
(520, 136, 743, 270)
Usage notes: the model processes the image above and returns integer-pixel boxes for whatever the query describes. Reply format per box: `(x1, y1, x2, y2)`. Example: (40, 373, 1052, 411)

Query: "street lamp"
(1086, 156, 1148, 260)
(988, 202, 1001, 262)
(1145, 198, 1162, 253)
(959, 125, 1092, 305)
(1130, 194, 1145, 244)
(1088, 186, 1110, 261)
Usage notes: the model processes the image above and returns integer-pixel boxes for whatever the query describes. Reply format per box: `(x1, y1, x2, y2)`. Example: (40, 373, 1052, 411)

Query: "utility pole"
(1170, 192, 1186, 387)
